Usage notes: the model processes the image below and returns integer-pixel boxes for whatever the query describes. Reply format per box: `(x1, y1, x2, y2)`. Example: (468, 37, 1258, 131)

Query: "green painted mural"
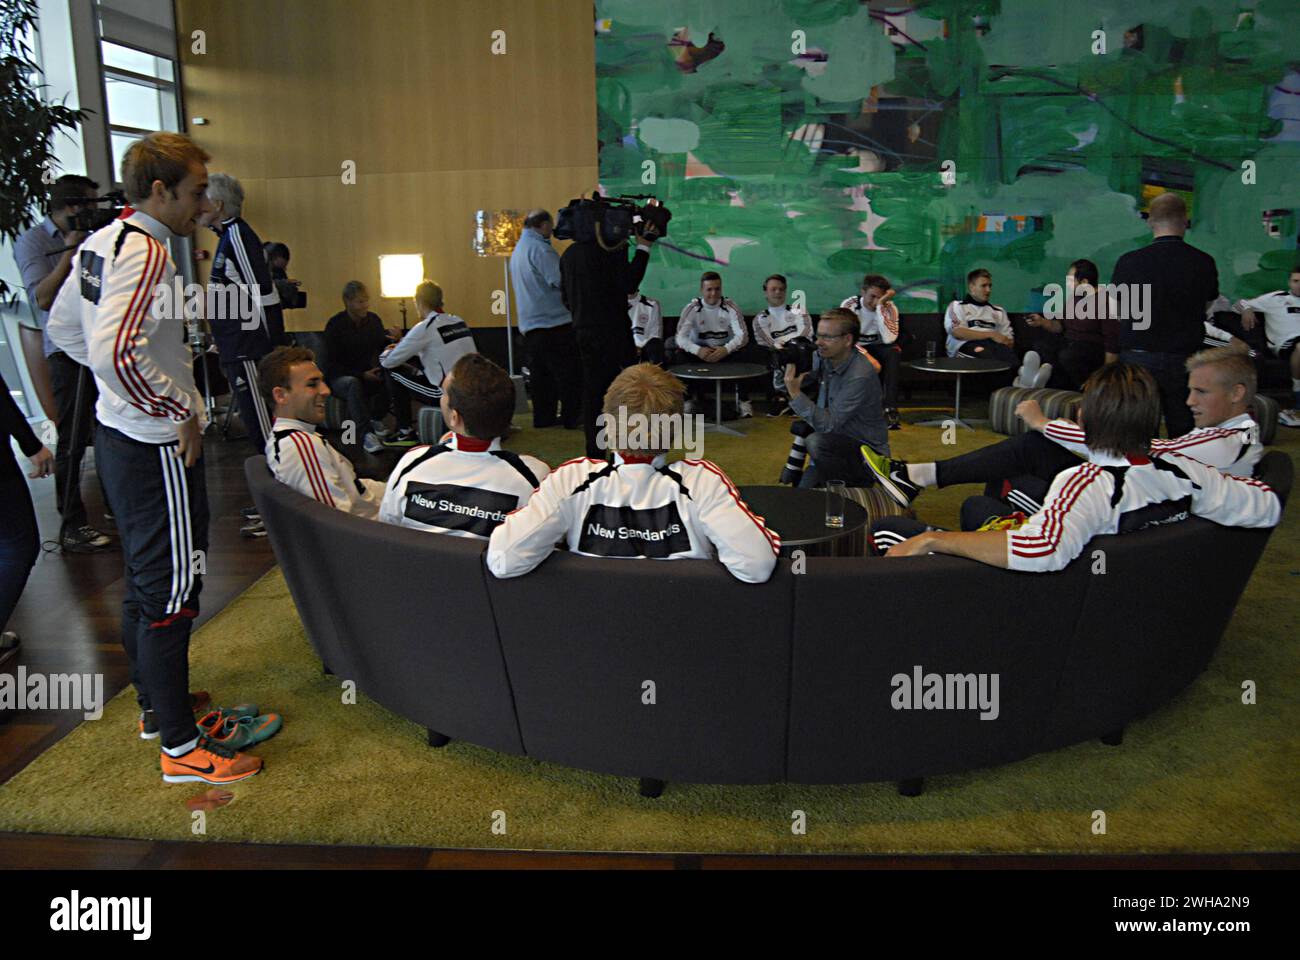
(594, 0, 1300, 315)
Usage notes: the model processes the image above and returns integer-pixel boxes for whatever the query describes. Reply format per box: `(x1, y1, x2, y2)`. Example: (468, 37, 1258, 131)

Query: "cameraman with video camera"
(559, 196, 664, 458)
(12, 174, 113, 552)
(782, 307, 889, 489)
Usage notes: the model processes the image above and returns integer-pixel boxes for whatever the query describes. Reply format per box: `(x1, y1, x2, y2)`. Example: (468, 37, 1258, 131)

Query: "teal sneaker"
(207, 712, 283, 751)
(195, 704, 260, 736)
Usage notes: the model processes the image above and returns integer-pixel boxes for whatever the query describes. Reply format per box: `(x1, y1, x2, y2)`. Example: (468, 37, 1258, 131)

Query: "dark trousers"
(936, 430, 1080, 498)
(221, 357, 273, 454)
(1032, 334, 1105, 391)
(1122, 349, 1193, 438)
(0, 469, 40, 632)
(638, 338, 665, 367)
(48, 351, 100, 529)
(862, 342, 901, 409)
(97, 424, 209, 750)
(870, 495, 1017, 553)
(577, 327, 635, 458)
(797, 432, 876, 489)
(956, 340, 1018, 365)
(525, 324, 583, 428)
(330, 375, 389, 435)
(383, 364, 439, 429)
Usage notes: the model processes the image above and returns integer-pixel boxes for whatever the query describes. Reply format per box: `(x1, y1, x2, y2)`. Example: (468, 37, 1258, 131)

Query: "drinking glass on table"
(925, 341, 937, 362)
(825, 480, 846, 528)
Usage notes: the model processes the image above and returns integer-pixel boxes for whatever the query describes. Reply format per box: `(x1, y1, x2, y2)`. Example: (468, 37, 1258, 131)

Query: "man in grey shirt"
(783, 307, 889, 488)
(12, 174, 112, 552)
(509, 209, 581, 429)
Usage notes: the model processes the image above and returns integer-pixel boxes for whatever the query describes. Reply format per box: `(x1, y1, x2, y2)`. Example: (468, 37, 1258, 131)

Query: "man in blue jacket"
(201, 173, 288, 536)
(509, 210, 581, 429)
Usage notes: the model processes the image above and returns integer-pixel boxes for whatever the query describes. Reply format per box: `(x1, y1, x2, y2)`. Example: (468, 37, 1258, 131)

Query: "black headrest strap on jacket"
(489, 450, 540, 488)
(112, 221, 149, 263)
(271, 428, 303, 464)
(395, 444, 449, 484)
(656, 463, 693, 500)
(571, 461, 616, 496)
(1104, 455, 1199, 508)
(1101, 465, 1129, 508)
(1152, 454, 1199, 488)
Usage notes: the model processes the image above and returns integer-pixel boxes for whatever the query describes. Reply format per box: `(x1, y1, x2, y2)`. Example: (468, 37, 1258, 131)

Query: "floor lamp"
(472, 210, 524, 374)
(378, 254, 425, 332)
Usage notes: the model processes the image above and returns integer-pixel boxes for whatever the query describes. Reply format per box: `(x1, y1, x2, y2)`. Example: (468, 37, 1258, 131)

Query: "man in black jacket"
(1111, 192, 1218, 438)
(324, 281, 399, 453)
(560, 217, 659, 457)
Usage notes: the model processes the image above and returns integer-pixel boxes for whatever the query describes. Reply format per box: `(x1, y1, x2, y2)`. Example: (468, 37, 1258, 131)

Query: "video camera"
(554, 194, 672, 246)
(775, 336, 816, 377)
(66, 191, 128, 234)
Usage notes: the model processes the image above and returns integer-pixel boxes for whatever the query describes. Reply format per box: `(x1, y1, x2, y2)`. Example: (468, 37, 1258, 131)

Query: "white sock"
(910, 462, 937, 487)
(163, 735, 200, 758)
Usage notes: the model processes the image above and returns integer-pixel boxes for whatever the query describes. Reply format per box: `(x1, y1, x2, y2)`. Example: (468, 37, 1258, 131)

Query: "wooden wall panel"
(177, 0, 597, 330)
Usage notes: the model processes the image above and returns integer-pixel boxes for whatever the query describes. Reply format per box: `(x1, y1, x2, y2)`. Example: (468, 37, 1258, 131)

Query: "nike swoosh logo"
(172, 759, 216, 774)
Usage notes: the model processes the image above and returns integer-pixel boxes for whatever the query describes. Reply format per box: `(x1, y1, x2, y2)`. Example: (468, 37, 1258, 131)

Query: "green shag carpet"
(1, 408, 1297, 853)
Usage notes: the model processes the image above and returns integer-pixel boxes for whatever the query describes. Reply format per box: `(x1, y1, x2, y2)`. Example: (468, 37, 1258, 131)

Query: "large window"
(100, 38, 180, 182)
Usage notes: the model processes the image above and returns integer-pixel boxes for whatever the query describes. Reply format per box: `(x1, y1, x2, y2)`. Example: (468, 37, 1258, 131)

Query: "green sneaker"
(207, 712, 283, 751)
(195, 705, 260, 736)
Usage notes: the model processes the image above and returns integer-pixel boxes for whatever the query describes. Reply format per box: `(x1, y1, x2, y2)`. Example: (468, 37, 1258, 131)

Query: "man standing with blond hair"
(487, 363, 780, 583)
(48, 132, 263, 786)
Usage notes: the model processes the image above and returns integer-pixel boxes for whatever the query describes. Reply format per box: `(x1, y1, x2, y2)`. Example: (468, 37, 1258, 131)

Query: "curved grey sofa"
(246, 452, 1292, 795)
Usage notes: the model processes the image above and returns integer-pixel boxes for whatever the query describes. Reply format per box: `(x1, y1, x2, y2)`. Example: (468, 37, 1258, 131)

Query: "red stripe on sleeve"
(123, 242, 188, 419)
(692, 459, 782, 555)
(1009, 467, 1099, 557)
(290, 432, 334, 506)
(111, 239, 158, 414)
(114, 238, 189, 419)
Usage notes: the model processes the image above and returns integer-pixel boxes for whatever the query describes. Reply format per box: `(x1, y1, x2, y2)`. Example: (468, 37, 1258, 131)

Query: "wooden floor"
(0, 428, 277, 786)
(1, 421, 1291, 870)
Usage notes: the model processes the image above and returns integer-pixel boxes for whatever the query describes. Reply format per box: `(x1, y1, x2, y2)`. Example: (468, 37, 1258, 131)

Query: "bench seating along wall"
(246, 452, 1292, 787)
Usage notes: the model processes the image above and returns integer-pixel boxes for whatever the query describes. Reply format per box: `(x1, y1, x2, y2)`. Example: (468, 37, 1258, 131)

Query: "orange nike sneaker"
(160, 735, 263, 785)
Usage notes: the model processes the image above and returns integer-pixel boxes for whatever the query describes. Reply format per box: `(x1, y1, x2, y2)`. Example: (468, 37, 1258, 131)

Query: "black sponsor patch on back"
(577, 503, 690, 558)
(436, 320, 474, 344)
(403, 482, 519, 537)
(79, 251, 105, 304)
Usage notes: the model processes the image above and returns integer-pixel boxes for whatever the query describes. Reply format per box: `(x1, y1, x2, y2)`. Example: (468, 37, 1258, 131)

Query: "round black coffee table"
(907, 356, 1012, 429)
(668, 362, 767, 436)
(739, 485, 869, 557)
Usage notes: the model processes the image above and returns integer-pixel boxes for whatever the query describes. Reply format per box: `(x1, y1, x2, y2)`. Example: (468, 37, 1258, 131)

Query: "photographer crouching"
(558, 195, 668, 458)
(782, 307, 890, 489)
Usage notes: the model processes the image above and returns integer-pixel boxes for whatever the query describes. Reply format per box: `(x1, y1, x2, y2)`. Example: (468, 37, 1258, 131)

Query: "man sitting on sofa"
(379, 354, 549, 538)
(865, 344, 1264, 520)
(871, 363, 1281, 571)
(487, 363, 780, 583)
(259, 346, 385, 519)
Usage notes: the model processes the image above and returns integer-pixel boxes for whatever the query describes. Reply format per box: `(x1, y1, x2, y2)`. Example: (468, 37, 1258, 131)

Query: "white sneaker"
(1279, 409, 1300, 428)
(737, 400, 754, 419)
(1031, 362, 1053, 389)
(369, 419, 392, 439)
(1016, 350, 1042, 388)
(363, 431, 384, 453)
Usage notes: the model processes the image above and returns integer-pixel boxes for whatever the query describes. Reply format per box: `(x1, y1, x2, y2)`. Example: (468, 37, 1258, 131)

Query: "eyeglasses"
(814, 332, 849, 341)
